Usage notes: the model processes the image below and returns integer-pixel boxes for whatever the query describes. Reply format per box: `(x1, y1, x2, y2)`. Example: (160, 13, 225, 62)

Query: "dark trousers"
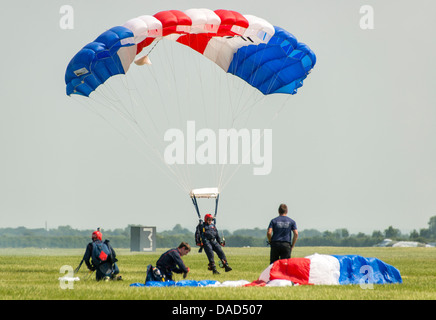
(270, 241, 292, 264)
(203, 239, 227, 265)
(96, 262, 119, 280)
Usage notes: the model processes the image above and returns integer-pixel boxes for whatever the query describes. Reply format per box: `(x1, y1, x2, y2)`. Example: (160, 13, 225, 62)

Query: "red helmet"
(204, 214, 213, 222)
(92, 230, 102, 241)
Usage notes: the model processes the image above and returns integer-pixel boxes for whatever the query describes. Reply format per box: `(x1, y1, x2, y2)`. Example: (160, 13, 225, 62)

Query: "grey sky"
(0, 0, 435, 235)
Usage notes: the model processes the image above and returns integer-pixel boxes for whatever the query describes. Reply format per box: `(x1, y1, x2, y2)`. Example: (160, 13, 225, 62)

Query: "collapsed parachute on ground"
(254, 254, 402, 286)
(130, 254, 402, 287)
(65, 8, 316, 97)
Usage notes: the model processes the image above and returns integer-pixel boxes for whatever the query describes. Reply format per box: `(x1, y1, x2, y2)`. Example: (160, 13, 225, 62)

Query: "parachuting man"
(196, 214, 232, 274)
(267, 204, 298, 264)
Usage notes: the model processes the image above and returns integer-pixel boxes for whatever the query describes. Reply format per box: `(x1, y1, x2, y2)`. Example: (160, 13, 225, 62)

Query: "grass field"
(1, 246, 435, 300)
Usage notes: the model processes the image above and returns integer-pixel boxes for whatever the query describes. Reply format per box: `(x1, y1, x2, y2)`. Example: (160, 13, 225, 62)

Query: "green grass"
(0, 246, 435, 300)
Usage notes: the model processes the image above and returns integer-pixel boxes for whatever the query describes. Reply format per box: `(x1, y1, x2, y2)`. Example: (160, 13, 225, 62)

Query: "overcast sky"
(0, 0, 435, 235)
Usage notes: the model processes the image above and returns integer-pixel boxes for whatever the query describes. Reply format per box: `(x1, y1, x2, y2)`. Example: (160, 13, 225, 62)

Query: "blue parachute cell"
(130, 280, 219, 287)
(228, 26, 316, 95)
(333, 255, 403, 285)
(65, 26, 134, 97)
(129, 282, 146, 287)
(144, 280, 176, 287)
(175, 279, 218, 287)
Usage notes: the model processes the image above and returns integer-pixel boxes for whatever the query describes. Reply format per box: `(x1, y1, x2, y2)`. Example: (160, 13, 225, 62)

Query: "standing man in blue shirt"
(267, 204, 298, 264)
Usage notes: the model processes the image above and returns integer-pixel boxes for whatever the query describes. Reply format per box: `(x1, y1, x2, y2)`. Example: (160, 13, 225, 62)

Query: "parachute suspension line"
(69, 95, 132, 143)
(105, 56, 145, 124)
(199, 47, 231, 189)
(215, 79, 267, 193)
(123, 69, 163, 144)
(142, 44, 200, 196)
(129, 41, 194, 191)
(226, 51, 295, 192)
(105, 80, 138, 125)
(137, 54, 171, 129)
(232, 93, 265, 127)
(220, 94, 291, 191)
(150, 39, 194, 191)
(214, 194, 220, 218)
(227, 39, 251, 123)
(191, 195, 201, 220)
(139, 65, 195, 194)
(215, 33, 291, 192)
(86, 57, 194, 194)
(191, 193, 220, 223)
(115, 57, 195, 193)
(162, 40, 185, 131)
(88, 88, 192, 193)
(229, 38, 270, 124)
(125, 81, 193, 195)
(214, 70, 235, 192)
(191, 40, 209, 130)
(230, 76, 253, 123)
(173, 40, 196, 191)
(72, 92, 190, 193)
(145, 38, 160, 57)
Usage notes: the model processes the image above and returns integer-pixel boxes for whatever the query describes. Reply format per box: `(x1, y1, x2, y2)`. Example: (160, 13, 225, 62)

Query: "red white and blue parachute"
(65, 8, 316, 97)
(130, 254, 402, 287)
(255, 254, 403, 286)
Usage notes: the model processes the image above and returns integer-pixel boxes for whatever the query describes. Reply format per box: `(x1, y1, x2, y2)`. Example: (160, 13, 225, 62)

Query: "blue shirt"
(268, 215, 297, 243)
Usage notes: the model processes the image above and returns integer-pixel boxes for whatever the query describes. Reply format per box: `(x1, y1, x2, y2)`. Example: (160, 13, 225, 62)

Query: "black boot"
(221, 260, 233, 272)
(208, 263, 220, 274)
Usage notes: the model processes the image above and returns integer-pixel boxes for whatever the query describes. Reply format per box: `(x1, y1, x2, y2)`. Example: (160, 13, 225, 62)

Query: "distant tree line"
(1, 216, 435, 248)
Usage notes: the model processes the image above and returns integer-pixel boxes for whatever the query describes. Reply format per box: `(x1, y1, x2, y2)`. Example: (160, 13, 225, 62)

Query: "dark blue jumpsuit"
(196, 222, 227, 267)
(83, 239, 120, 281)
(156, 248, 189, 281)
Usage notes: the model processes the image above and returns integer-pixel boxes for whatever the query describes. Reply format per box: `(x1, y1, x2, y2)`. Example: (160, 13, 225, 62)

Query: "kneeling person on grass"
(145, 242, 191, 283)
(83, 228, 122, 281)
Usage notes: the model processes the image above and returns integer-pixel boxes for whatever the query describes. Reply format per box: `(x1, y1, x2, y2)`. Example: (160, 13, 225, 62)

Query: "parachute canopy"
(65, 8, 316, 97)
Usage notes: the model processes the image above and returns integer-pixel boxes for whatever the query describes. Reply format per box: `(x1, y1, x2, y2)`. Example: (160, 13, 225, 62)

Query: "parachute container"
(190, 188, 219, 199)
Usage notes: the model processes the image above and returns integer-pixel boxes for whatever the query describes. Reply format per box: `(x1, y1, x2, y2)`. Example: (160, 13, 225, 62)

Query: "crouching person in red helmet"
(83, 228, 122, 281)
(195, 214, 232, 274)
